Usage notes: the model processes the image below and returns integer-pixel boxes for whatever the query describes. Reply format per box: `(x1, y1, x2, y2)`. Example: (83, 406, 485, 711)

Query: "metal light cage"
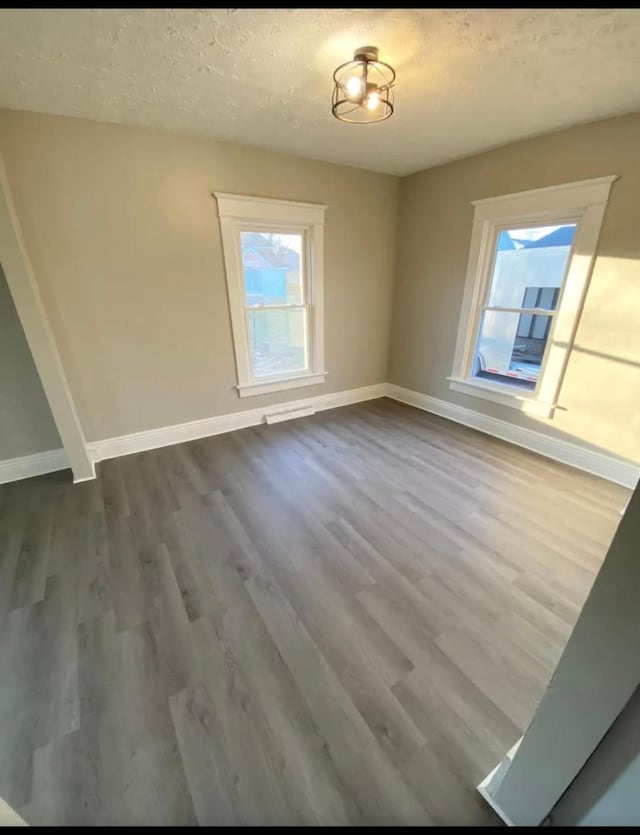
(332, 46, 395, 124)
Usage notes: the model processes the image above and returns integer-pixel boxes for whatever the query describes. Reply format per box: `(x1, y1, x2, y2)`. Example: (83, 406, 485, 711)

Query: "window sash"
(244, 304, 310, 380)
(468, 218, 578, 399)
(481, 305, 557, 317)
(239, 225, 308, 308)
(476, 303, 557, 394)
(238, 226, 311, 383)
(244, 303, 308, 311)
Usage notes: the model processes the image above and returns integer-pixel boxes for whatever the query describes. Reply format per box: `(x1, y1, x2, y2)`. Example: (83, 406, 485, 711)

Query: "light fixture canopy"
(332, 46, 395, 124)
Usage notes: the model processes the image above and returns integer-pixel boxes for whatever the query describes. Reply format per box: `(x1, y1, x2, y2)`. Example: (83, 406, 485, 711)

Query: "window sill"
(237, 371, 327, 398)
(447, 376, 556, 418)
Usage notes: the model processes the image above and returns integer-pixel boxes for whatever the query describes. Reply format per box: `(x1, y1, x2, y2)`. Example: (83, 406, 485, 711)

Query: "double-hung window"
(215, 193, 327, 397)
(449, 176, 616, 417)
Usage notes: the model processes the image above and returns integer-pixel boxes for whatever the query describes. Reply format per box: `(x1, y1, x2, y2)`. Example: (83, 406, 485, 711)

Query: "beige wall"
(0, 110, 398, 442)
(389, 113, 640, 464)
(1, 108, 637, 463)
(0, 264, 60, 458)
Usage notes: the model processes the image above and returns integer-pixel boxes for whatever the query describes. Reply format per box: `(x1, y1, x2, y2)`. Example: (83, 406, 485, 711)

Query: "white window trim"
(449, 176, 617, 419)
(215, 193, 327, 398)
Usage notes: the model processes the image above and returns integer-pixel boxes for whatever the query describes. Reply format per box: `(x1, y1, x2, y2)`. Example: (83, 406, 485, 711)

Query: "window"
(474, 224, 575, 393)
(449, 176, 616, 417)
(215, 193, 327, 397)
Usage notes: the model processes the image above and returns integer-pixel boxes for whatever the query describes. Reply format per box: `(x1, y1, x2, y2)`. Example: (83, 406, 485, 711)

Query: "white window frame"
(449, 176, 617, 419)
(215, 192, 327, 398)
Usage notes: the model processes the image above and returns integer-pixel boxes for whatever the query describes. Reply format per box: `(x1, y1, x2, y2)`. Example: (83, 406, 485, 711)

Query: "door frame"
(0, 153, 94, 482)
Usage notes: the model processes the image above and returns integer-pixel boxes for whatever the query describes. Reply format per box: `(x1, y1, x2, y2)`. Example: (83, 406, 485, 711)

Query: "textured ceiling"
(1, 8, 640, 175)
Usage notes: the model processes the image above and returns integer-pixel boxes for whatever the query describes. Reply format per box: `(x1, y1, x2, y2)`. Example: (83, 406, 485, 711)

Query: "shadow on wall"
(525, 252, 640, 465)
(570, 344, 640, 371)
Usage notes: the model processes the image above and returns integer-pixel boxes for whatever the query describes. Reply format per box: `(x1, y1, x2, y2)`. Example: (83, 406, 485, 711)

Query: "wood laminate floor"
(0, 398, 628, 825)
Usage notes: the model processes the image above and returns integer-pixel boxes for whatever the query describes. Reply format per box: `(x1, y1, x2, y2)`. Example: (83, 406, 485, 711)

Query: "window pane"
(247, 308, 307, 378)
(488, 223, 576, 309)
(240, 231, 303, 305)
(473, 309, 553, 392)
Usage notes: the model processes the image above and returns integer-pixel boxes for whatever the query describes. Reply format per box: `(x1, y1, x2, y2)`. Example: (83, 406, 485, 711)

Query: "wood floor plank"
(246, 573, 431, 825)
(392, 642, 522, 783)
(434, 623, 549, 732)
(10, 487, 55, 610)
(174, 670, 295, 826)
(0, 397, 626, 825)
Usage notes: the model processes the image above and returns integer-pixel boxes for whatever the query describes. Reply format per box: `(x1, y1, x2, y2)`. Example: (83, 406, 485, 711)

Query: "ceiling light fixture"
(332, 46, 395, 124)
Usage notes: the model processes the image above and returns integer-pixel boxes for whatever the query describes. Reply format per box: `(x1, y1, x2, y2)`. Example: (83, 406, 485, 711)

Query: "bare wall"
(0, 263, 60, 459)
(0, 110, 398, 442)
(550, 686, 640, 826)
(389, 113, 640, 464)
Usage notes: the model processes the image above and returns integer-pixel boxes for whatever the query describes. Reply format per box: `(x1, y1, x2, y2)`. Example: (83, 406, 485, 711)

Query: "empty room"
(1, 7, 639, 827)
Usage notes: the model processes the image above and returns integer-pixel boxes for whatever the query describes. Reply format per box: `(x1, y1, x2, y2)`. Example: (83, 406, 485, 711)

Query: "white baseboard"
(477, 781, 517, 827)
(7, 383, 636, 491)
(0, 448, 69, 485)
(72, 473, 98, 484)
(386, 384, 640, 489)
(89, 383, 387, 463)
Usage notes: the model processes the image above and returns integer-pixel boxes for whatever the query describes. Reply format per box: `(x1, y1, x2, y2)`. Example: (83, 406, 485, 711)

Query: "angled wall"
(0, 263, 60, 459)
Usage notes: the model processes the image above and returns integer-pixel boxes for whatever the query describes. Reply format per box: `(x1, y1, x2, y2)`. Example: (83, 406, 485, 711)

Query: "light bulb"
(345, 76, 363, 97)
(366, 91, 380, 110)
